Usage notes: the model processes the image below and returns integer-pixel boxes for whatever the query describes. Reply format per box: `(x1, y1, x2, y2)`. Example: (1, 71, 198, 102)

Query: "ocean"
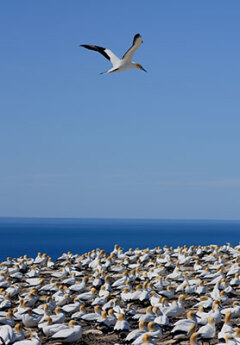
(0, 218, 240, 261)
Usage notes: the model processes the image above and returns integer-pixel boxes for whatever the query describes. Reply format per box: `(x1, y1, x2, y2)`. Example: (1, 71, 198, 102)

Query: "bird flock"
(0, 243, 240, 344)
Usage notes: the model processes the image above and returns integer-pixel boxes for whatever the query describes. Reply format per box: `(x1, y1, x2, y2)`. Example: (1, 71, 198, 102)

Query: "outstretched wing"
(80, 45, 120, 68)
(122, 34, 143, 63)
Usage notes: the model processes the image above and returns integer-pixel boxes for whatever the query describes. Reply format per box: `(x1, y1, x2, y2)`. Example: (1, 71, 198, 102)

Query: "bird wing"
(122, 34, 143, 63)
(52, 328, 74, 339)
(80, 45, 120, 68)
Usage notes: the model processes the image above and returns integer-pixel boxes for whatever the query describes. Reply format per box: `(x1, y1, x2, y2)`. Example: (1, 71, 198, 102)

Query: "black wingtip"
(78, 45, 110, 61)
(133, 33, 142, 44)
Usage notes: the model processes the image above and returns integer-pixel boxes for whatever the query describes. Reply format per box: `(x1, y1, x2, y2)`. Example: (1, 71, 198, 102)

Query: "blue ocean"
(0, 218, 240, 261)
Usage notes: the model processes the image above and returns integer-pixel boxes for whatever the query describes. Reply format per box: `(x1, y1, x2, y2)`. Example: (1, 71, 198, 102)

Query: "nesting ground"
(0, 243, 240, 344)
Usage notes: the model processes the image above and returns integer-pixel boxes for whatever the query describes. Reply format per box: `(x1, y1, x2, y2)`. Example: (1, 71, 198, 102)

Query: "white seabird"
(80, 33, 147, 74)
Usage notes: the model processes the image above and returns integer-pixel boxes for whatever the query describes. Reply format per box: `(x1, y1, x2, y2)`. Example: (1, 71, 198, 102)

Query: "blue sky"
(0, 1, 240, 219)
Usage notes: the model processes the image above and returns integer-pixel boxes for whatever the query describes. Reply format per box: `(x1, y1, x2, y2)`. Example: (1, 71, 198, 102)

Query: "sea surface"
(0, 218, 240, 261)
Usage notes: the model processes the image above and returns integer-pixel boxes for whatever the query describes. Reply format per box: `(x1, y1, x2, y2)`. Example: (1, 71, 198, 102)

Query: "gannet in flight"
(80, 33, 147, 74)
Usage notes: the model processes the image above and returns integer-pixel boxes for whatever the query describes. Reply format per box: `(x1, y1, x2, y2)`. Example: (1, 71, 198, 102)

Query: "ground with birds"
(0, 243, 240, 344)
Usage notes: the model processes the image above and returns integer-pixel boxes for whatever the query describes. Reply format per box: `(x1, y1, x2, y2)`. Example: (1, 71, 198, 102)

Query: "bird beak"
(140, 66, 147, 72)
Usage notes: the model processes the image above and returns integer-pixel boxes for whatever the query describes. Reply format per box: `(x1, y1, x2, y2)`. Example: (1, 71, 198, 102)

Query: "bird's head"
(135, 63, 147, 72)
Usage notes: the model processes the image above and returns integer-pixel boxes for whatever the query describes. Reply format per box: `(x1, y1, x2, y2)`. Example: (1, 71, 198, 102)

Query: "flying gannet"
(80, 33, 147, 74)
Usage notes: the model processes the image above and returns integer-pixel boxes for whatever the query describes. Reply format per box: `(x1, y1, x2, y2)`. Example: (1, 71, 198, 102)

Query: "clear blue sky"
(1, 1, 240, 219)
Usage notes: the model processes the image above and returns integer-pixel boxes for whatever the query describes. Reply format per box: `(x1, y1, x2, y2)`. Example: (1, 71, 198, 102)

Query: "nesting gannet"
(146, 321, 162, 338)
(218, 312, 233, 340)
(194, 296, 213, 309)
(62, 297, 81, 313)
(196, 306, 209, 325)
(196, 280, 207, 295)
(55, 293, 70, 307)
(51, 320, 82, 343)
(230, 273, 240, 286)
(114, 313, 130, 331)
(0, 294, 11, 309)
(49, 307, 65, 324)
(71, 304, 86, 320)
(12, 332, 41, 345)
(12, 323, 25, 342)
(215, 334, 238, 345)
(22, 309, 41, 328)
(106, 309, 117, 327)
(80, 34, 146, 74)
(163, 295, 185, 318)
(5, 284, 20, 298)
(36, 304, 51, 322)
(0, 324, 14, 344)
(81, 305, 102, 322)
(97, 309, 116, 328)
(0, 310, 15, 326)
(23, 291, 38, 307)
(198, 316, 216, 342)
(62, 271, 76, 285)
(125, 320, 148, 342)
(69, 276, 88, 292)
(171, 311, 197, 339)
(222, 302, 240, 318)
(136, 306, 155, 322)
(207, 301, 222, 324)
(98, 284, 111, 297)
(132, 322, 162, 345)
(41, 317, 68, 337)
(132, 333, 155, 345)
(77, 287, 97, 302)
(121, 288, 132, 302)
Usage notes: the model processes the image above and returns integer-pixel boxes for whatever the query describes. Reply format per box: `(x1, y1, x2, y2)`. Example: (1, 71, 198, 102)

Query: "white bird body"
(154, 313, 169, 326)
(51, 321, 82, 343)
(198, 317, 216, 340)
(0, 324, 14, 345)
(22, 312, 41, 328)
(114, 314, 130, 331)
(81, 305, 102, 322)
(222, 303, 240, 318)
(125, 321, 147, 342)
(81, 34, 146, 74)
(218, 312, 233, 340)
(42, 323, 68, 337)
(69, 276, 88, 292)
(62, 300, 81, 313)
(12, 332, 41, 345)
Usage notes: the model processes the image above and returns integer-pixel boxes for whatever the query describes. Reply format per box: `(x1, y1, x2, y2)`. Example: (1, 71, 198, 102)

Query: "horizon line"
(0, 216, 240, 222)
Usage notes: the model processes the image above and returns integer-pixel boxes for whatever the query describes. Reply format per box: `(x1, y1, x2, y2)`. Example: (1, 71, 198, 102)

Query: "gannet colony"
(0, 243, 240, 344)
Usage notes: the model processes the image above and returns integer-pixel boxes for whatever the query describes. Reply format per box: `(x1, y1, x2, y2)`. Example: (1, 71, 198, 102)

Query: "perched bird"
(198, 316, 216, 342)
(51, 320, 82, 343)
(133, 333, 155, 345)
(114, 313, 130, 331)
(12, 323, 25, 342)
(215, 334, 238, 345)
(80, 34, 147, 74)
(22, 309, 41, 328)
(218, 312, 233, 340)
(171, 311, 197, 339)
(0, 324, 14, 345)
(12, 332, 41, 345)
(125, 320, 148, 342)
